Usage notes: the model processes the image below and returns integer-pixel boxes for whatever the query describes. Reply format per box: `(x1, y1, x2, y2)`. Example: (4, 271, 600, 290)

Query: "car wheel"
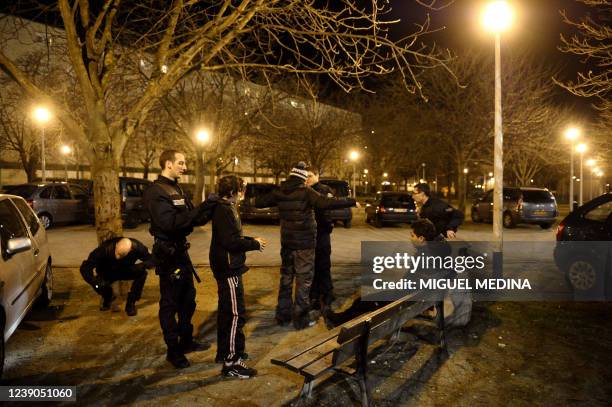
(539, 223, 553, 230)
(502, 212, 516, 229)
(38, 262, 53, 307)
(471, 209, 482, 223)
(343, 219, 352, 228)
(567, 259, 598, 291)
(38, 213, 52, 229)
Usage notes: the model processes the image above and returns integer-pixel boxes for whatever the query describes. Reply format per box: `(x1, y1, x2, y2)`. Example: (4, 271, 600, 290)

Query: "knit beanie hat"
(290, 162, 309, 181)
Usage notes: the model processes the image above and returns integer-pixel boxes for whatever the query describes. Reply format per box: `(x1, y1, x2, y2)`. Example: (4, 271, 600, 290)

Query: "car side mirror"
(6, 237, 32, 256)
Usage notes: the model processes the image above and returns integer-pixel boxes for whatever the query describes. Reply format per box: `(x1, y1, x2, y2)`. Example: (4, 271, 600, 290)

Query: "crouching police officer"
(143, 149, 216, 369)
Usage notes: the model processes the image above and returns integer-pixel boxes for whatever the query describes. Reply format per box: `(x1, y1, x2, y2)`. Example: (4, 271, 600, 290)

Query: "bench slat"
(270, 326, 342, 371)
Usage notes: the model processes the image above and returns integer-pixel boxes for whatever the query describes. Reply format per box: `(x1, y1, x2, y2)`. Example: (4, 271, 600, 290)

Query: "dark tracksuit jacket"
(143, 175, 215, 349)
(80, 237, 152, 300)
(210, 198, 261, 361)
(419, 197, 464, 238)
(256, 176, 356, 322)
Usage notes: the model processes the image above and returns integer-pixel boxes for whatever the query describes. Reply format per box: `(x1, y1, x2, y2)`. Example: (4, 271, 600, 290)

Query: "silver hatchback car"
(0, 194, 53, 378)
(6, 183, 91, 229)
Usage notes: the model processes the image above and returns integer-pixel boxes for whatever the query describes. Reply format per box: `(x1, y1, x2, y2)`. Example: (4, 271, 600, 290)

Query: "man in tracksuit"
(143, 149, 216, 369)
(412, 182, 464, 239)
(209, 175, 266, 378)
(256, 162, 356, 329)
(80, 237, 153, 316)
(306, 168, 337, 310)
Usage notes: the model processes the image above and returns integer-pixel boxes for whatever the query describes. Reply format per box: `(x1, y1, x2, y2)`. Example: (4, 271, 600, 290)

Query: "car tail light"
(378, 205, 386, 213)
(26, 199, 34, 208)
(555, 221, 566, 241)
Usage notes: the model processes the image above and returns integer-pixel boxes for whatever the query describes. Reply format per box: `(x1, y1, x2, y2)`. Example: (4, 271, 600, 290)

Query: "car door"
(479, 190, 493, 221)
(0, 199, 35, 338)
(581, 199, 612, 241)
(52, 184, 75, 223)
(68, 184, 90, 222)
(11, 197, 48, 295)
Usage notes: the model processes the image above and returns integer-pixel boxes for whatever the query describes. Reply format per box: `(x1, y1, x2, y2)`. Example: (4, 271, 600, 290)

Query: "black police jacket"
(143, 175, 215, 241)
(311, 182, 335, 235)
(209, 198, 260, 279)
(418, 197, 464, 238)
(255, 176, 356, 250)
(80, 237, 152, 285)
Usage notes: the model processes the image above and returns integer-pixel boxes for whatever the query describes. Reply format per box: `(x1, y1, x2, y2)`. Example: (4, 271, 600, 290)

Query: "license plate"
(533, 210, 548, 216)
(395, 208, 408, 213)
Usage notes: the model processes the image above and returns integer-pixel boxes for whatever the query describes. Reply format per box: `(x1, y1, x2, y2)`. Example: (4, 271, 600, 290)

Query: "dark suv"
(471, 187, 558, 229)
(554, 193, 612, 298)
(318, 179, 353, 228)
(239, 183, 280, 221)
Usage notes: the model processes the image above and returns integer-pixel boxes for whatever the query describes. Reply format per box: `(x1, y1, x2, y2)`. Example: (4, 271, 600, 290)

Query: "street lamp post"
(576, 143, 587, 206)
(60, 145, 72, 182)
(196, 128, 211, 202)
(349, 150, 359, 198)
(422, 163, 426, 182)
(463, 168, 469, 205)
(33, 106, 52, 182)
(586, 159, 595, 200)
(483, 0, 513, 276)
(565, 127, 580, 211)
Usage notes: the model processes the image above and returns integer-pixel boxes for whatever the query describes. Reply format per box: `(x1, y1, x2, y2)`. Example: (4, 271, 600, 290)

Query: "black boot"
(166, 349, 190, 369)
(125, 293, 138, 316)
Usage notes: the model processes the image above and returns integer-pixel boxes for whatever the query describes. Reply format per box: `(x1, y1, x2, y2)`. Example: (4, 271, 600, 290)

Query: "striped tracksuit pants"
(216, 275, 246, 362)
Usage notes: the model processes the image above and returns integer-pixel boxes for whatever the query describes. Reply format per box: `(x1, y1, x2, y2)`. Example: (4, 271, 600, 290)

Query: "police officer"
(306, 168, 336, 310)
(80, 237, 153, 316)
(143, 149, 215, 369)
(411, 182, 464, 239)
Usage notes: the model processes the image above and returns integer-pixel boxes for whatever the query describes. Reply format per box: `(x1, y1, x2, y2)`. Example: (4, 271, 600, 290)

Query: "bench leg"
(299, 378, 314, 399)
(435, 301, 447, 352)
(358, 375, 372, 407)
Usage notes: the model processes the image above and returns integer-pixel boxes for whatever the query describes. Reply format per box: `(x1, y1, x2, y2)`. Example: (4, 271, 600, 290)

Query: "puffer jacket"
(255, 176, 356, 250)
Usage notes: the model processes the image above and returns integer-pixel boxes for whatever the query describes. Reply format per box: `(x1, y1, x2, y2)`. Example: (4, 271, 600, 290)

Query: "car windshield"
(5, 185, 38, 198)
(245, 184, 277, 199)
(521, 190, 554, 203)
(320, 181, 349, 197)
(381, 194, 414, 208)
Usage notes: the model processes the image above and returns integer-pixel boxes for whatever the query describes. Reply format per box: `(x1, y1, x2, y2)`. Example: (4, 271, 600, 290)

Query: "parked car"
(120, 177, 152, 228)
(239, 183, 280, 221)
(318, 179, 353, 228)
(470, 187, 558, 229)
(5, 183, 91, 229)
(0, 194, 53, 377)
(365, 192, 417, 228)
(554, 193, 612, 296)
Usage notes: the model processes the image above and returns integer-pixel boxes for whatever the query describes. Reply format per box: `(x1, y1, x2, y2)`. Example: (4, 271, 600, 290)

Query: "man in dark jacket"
(256, 162, 356, 329)
(412, 183, 464, 239)
(80, 237, 153, 316)
(210, 175, 265, 378)
(306, 168, 338, 310)
(143, 149, 216, 369)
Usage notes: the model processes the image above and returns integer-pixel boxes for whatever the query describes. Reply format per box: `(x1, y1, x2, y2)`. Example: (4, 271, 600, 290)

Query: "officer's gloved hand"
(193, 197, 218, 226)
(132, 263, 149, 274)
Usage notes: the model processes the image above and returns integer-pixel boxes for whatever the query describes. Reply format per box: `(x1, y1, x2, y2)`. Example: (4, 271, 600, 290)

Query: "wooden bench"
(271, 291, 447, 406)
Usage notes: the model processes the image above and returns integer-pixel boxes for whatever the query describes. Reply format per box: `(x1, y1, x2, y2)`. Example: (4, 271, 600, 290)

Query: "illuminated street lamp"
(565, 127, 580, 211)
(33, 106, 52, 182)
(576, 143, 587, 206)
(364, 169, 369, 194)
(348, 150, 359, 198)
(482, 1, 514, 267)
(60, 145, 72, 182)
(195, 128, 211, 201)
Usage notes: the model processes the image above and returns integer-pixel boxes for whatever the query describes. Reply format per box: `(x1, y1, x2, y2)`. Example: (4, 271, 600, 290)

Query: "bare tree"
(1, 1, 454, 241)
(557, 0, 611, 110)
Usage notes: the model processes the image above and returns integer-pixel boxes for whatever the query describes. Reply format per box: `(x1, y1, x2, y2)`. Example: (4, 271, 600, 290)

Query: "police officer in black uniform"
(306, 168, 337, 310)
(411, 182, 464, 239)
(143, 149, 215, 369)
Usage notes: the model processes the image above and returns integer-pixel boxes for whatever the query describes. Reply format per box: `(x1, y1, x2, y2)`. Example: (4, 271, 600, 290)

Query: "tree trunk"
(207, 159, 216, 195)
(142, 164, 150, 180)
(91, 152, 123, 242)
